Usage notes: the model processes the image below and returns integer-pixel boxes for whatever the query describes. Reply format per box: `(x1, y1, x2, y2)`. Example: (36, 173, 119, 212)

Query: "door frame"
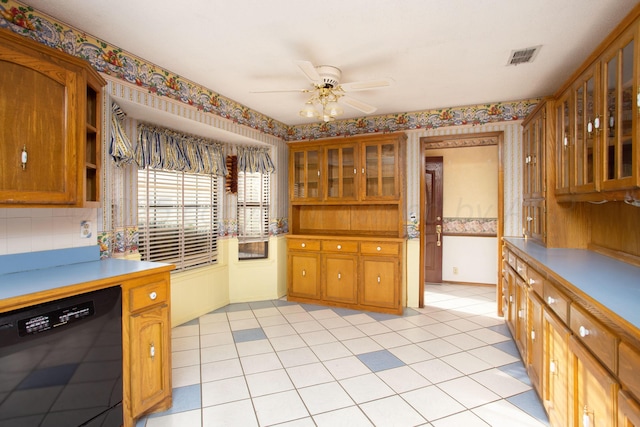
(418, 131, 504, 311)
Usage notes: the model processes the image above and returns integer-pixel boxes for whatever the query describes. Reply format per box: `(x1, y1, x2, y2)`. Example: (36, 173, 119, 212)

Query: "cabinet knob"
(579, 326, 590, 338)
(547, 296, 556, 305)
(376, 246, 381, 251)
(301, 243, 306, 248)
(528, 278, 535, 285)
(149, 291, 157, 300)
(337, 245, 342, 250)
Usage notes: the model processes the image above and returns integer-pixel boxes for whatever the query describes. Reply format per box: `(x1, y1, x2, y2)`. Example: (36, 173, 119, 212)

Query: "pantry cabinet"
(287, 132, 406, 314)
(0, 28, 105, 207)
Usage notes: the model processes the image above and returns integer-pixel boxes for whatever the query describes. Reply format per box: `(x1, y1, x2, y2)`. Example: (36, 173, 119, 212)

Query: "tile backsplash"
(0, 208, 98, 255)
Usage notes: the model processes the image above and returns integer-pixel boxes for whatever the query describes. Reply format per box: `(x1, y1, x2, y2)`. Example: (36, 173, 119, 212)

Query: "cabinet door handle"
(150, 342, 156, 360)
(302, 269, 306, 277)
(582, 406, 592, 427)
(530, 330, 535, 341)
(149, 291, 157, 300)
(353, 168, 357, 175)
(362, 168, 365, 174)
(377, 275, 381, 284)
(21, 145, 28, 170)
(338, 272, 341, 280)
(579, 326, 590, 338)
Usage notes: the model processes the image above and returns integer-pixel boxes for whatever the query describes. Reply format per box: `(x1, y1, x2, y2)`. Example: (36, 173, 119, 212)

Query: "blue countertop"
(504, 237, 640, 330)
(0, 246, 173, 303)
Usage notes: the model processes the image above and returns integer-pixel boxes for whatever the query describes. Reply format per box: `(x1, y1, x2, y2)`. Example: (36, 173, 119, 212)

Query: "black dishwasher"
(0, 286, 122, 427)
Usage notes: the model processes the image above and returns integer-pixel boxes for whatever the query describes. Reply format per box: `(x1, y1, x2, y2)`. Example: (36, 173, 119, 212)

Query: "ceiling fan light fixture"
(299, 102, 318, 118)
(324, 101, 343, 117)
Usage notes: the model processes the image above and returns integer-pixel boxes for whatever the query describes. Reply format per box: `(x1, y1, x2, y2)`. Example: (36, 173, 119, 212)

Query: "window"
(138, 168, 219, 271)
(237, 171, 270, 259)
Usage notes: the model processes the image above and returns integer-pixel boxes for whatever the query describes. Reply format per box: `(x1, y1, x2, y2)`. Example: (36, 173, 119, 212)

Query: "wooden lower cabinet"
(360, 256, 399, 310)
(287, 236, 403, 314)
(129, 304, 171, 416)
(569, 333, 619, 427)
(122, 271, 173, 426)
(543, 309, 571, 427)
(619, 390, 640, 426)
(288, 252, 320, 299)
(324, 255, 357, 304)
(527, 290, 544, 393)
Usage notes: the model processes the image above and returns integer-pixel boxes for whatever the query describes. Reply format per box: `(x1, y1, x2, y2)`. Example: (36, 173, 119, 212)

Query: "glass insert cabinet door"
(601, 31, 636, 191)
(326, 144, 357, 200)
(292, 148, 321, 200)
(363, 142, 398, 199)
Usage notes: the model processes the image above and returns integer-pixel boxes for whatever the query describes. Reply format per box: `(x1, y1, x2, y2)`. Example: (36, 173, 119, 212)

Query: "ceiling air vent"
(507, 45, 541, 66)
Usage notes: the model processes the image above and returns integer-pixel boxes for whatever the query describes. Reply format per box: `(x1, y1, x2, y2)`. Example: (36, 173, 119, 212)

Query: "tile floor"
(136, 283, 550, 426)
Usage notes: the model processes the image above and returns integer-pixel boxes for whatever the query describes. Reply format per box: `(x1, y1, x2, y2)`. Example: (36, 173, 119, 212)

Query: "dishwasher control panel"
(18, 300, 95, 336)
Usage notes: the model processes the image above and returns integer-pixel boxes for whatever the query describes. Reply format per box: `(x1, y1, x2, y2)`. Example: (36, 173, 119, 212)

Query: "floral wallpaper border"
(1, 0, 539, 143)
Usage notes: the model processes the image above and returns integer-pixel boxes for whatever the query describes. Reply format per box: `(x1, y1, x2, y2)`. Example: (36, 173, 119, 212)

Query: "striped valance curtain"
(109, 102, 135, 167)
(134, 123, 227, 176)
(237, 146, 275, 174)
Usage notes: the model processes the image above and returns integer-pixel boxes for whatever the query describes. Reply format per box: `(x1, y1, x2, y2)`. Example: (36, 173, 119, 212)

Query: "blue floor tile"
(299, 303, 331, 312)
(357, 349, 405, 372)
(508, 390, 550, 425)
(332, 307, 365, 317)
(368, 311, 403, 321)
(492, 338, 521, 359)
(178, 318, 199, 327)
(488, 322, 512, 337)
(248, 300, 276, 309)
(147, 384, 201, 418)
(498, 361, 531, 386)
(233, 328, 267, 343)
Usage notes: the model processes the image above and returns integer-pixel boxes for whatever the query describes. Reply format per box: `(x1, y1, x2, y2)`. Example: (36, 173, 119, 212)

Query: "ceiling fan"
(254, 60, 393, 122)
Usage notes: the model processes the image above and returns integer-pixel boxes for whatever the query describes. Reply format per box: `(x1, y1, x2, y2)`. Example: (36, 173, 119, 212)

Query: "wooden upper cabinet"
(326, 143, 358, 200)
(554, 17, 640, 201)
(361, 138, 401, 200)
(290, 146, 323, 202)
(600, 24, 638, 192)
(0, 28, 105, 207)
(555, 89, 573, 197)
(572, 63, 599, 195)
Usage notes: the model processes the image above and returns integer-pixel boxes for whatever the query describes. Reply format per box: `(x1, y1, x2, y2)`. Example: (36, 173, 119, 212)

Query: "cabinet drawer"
(515, 257, 527, 279)
(543, 281, 570, 324)
(321, 240, 358, 253)
(526, 267, 544, 297)
(287, 239, 321, 251)
(619, 342, 640, 401)
(507, 250, 517, 270)
(570, 303, 618, 372)
(130, 280, 168, 312)
(360, 242, 400, 256)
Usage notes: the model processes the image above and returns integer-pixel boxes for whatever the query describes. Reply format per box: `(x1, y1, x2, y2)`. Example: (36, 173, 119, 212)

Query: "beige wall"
(424, 145, 498, 219)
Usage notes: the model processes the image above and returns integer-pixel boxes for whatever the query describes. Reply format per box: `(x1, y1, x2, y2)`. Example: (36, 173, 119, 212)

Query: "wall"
(0, 208, 97, 255)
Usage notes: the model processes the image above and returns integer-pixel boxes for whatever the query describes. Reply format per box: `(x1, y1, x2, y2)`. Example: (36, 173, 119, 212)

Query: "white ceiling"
(23, 0, 640, 129)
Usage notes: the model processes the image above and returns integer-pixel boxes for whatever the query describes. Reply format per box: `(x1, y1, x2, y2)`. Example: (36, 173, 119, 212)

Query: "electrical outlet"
(453, 267, 459, 275)
(80, 221, 92, 238)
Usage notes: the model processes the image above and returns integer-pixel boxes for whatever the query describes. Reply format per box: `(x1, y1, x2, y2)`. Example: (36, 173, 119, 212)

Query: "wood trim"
(419, 131, 504, 310)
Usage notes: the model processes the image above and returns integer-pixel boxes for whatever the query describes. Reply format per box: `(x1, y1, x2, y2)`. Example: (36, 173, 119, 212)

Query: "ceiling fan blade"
(294, 60, 321, 83)
(340, 77, 394, 92)
(341, 95, 377, 114)
(250, 88, 309, 94)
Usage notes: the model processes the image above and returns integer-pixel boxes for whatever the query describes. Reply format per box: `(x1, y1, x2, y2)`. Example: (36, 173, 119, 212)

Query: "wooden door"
(424, 157, 443, 283)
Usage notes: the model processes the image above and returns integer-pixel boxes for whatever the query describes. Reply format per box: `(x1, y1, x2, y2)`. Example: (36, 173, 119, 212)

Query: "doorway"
(418, 132, 504, 309)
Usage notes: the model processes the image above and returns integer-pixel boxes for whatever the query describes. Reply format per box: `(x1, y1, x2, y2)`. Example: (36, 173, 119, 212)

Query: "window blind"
(138, 168, 218, 271)
(237, 171, 270, 242)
